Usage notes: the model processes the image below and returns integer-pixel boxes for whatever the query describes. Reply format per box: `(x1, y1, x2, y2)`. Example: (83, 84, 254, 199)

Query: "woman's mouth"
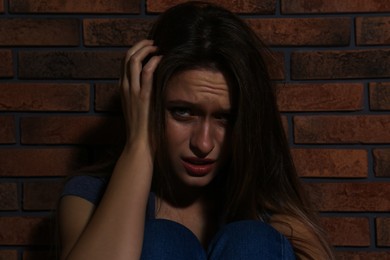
(181, 157, 216, 177)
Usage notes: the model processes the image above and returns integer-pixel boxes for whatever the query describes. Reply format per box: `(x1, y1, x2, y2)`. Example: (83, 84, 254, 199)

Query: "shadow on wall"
(24, 90, 125, 259)
(26, 214, 58, 260)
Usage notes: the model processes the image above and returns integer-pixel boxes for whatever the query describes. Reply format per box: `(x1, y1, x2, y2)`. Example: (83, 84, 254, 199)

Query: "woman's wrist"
(122, 139, 153, 162)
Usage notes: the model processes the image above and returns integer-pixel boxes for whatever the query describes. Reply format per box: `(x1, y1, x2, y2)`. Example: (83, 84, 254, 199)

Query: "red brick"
(9, 0, 140, 13)
(336, 251, 390, 260)
(321, 217, 370, 246)
(281, 116, 288, 140)
(265, 51, 284, 80)
(370, 82, 390, 110)
(291, 49, 390, 79)
(0, 148, 87, 177)
(0, 83, 89, 111)
(373, 149, 390, 177)
(84, 19, 153, 46)
(0, 251, 18, 260)
(147, 0, 276, 14)
(21, 116, 124, 144)
(17, 50, 279, 80)
(95, 83, 121, 112)
(376, 217, 390, 246)
(0, 1, 4, 13)
(247, 17, 350, 46)
(281, 0, 390, 14)
(304, 182, 390, 212)
(294, 115, 390, 144)
(18, 51, 124, 79)
(0, 217, 51, 245)
(23, 181, 64, 210)
(292, 149, 367, 178)
(0, 183, 18, 210)
(0, 50, 13, 78)
(0, 116, 16, 144)
(277, 83, 363, 112)
(0, 19, 79, 46)
(356, 17, 390, 46)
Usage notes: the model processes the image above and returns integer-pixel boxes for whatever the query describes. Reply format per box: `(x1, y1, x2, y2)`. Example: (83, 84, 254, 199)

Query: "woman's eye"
(170, 107, 192, 118)
(215, 114, 231, 125)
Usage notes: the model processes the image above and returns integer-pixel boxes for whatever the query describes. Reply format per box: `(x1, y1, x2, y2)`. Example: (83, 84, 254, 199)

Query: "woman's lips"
(181, 157, 216, 177)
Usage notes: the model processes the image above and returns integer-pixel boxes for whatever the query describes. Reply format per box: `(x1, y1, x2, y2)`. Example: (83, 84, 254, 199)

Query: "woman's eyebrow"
(166, 100, 231, 114)
(165, 100, 197, 110)
(165, 100, 193, 106)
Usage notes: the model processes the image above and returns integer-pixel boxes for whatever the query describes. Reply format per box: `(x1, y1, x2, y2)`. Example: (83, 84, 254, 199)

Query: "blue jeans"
(141, 219, 295, 259)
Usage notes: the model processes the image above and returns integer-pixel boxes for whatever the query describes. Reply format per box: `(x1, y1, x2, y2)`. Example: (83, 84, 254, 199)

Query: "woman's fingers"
(121, 40, 154, 102)
(124, 40, 154, 62)
(139, 55, 163, 102)
(121, 40, 153, 89)
(127, 43, 157, 92)
(121, 40, 157, 111)
(119, 40, 162, 142)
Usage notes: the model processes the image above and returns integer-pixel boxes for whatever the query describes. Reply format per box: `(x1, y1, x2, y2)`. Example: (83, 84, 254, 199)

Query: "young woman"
(59, 2, 334, 259)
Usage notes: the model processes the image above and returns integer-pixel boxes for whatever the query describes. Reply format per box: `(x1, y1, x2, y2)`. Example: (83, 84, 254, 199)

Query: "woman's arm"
(59, 40, 162, 260)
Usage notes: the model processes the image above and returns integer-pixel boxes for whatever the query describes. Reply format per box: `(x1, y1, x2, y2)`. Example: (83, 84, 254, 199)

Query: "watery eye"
(215, 113, 230, 124)
(171, 107, 191, 118)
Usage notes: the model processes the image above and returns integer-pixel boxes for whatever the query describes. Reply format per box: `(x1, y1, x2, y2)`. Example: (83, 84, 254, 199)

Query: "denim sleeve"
(61, 175, 107, 205)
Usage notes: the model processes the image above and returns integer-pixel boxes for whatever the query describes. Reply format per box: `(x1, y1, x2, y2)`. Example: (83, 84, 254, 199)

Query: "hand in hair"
(59, 40, 161, 260)
(121, 39, 162, 149)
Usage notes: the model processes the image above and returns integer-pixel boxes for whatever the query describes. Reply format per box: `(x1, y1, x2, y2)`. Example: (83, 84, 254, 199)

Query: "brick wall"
(0, 0, 389, 259)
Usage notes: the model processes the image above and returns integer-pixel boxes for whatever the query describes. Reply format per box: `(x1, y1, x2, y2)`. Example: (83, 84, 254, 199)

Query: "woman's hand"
(120, 40, 162, 148)
(59, 41, 162, 260)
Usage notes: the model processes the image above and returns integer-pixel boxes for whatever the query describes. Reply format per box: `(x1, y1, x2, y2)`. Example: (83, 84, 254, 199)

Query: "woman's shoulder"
(61, 175, 109, 205)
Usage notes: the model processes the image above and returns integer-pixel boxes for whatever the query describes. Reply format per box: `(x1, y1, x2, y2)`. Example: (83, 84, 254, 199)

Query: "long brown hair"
(148, 1, 334, 258)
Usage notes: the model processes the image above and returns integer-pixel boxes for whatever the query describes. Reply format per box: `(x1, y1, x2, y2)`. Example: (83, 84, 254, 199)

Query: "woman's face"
(164, 69, 232, 188)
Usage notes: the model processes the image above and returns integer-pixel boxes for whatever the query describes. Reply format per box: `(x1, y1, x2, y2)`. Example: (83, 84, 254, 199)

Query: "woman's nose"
(190, 120, 214, 156)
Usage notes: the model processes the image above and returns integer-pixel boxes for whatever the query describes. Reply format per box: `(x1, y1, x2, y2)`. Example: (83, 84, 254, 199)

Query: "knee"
(142, 219, 206, 259)
(208, 220, 295, 259)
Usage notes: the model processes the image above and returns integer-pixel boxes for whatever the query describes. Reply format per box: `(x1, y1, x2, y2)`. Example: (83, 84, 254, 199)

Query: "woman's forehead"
(165, 69, 231, 109)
